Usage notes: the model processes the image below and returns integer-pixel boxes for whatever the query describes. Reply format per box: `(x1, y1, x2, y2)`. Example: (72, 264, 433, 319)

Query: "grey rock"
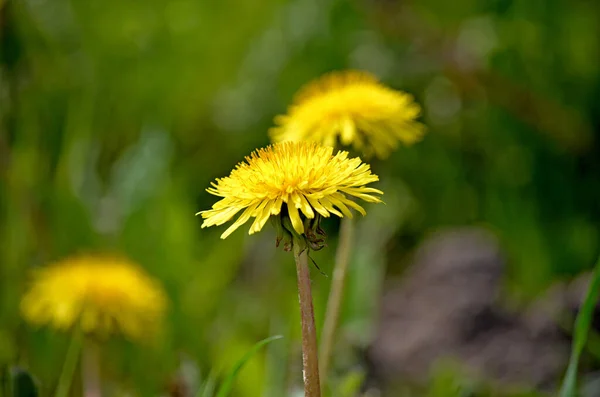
(367, 227, 571, 392)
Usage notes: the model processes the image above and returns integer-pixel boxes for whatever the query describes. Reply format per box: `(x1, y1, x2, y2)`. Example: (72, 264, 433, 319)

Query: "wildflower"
(21, 255, 167, 341)
(197, 141, 383, 242)
(269, 70, 425, 158)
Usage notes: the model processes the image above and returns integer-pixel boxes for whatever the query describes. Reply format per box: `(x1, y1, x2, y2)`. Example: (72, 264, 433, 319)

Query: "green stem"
(56, 327, 83, 397)
(82, 341, 102, 397)
(319, 216, 354, 383)
(293, 242, 321, 397)
(560, 254, 600, 397)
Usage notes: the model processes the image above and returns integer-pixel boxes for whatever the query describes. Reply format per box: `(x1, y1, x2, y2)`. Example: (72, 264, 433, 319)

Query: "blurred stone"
(366, 227, 571, 392)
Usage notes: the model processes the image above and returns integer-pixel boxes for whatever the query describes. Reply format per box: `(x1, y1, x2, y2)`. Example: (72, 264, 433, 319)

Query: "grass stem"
(560, 254, 600, 397)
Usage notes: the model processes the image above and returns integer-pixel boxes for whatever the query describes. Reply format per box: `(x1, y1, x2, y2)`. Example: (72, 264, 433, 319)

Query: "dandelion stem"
(82, 341, 102, 397)
(293, 242, 321, 397)
(319, 216, 354, 383)
(56, 326, 83, 397)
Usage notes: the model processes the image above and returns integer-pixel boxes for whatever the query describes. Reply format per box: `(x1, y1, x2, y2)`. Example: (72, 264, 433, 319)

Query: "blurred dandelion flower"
(270, 70, 425, 158)
(198, 141, 383, 240)
(21, 255, 167, 341)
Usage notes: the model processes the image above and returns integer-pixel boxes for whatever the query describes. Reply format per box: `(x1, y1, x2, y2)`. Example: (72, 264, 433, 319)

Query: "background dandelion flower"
(269, 70, 425, 158)
(198, 141, 383, 239)
(21, 255, 167, 341)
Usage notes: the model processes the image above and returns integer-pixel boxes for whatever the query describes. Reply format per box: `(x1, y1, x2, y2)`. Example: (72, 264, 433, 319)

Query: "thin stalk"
(56, 326, 83, 397)
(82, 341, 102, 397)
(560, 254, 600, 397)
(319, 216, 354, 382)
(293, 243, 321, 397)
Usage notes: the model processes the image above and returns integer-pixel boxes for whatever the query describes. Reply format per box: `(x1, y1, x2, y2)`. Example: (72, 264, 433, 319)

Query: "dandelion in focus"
(198, 140, 383, 397)
(269, 70, 425, 158)
(21, 254, 167, 341)
(197, 141, 383, 244)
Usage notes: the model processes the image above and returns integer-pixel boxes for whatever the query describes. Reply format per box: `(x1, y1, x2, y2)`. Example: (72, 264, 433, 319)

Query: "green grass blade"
(560, 255, 600, 397)
(195, 369, 217, 397)
(214, 335, 283, 397)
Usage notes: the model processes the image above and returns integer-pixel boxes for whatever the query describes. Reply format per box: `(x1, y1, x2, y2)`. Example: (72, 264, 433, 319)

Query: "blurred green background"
(1, 0, 599, 395)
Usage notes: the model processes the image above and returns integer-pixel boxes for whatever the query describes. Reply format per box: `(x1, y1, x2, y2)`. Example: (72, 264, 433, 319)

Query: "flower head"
(21, 255, 167, 341)
(269, 70, 425, 158)
(198, 141, 383, 241)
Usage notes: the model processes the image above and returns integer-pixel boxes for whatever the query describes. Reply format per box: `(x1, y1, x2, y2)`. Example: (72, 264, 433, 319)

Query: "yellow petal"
(297, 194, 315, 219)
(306, 197, 330, 217)
(287, 203, 304, 235)
(332, 193, 366, 216)
(327, 195, 353, 218)
(249, 203, 273, 234)
(319, 196, 343, 217)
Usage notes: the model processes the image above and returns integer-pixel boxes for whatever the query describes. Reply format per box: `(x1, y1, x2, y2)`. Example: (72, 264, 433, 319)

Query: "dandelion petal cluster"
(270, 70, 425, 158)
(198, 141, 383, 239)
(21, 255, 167, 341)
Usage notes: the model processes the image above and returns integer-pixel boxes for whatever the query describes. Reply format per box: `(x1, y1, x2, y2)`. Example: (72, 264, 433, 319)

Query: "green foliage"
(560, 256, 600, 397)
(333, 370, 365, 397)
(212, 335, 282, 397)
(1, 0, 600, 395)
(192, 335, 282, 397)
(426, 361, 477, 397)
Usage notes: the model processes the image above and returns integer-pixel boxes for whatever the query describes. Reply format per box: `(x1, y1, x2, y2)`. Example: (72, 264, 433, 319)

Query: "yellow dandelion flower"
(269, 70, 425, 158)
(197, 141, 383, 240)
(21, 255, 167, 341)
